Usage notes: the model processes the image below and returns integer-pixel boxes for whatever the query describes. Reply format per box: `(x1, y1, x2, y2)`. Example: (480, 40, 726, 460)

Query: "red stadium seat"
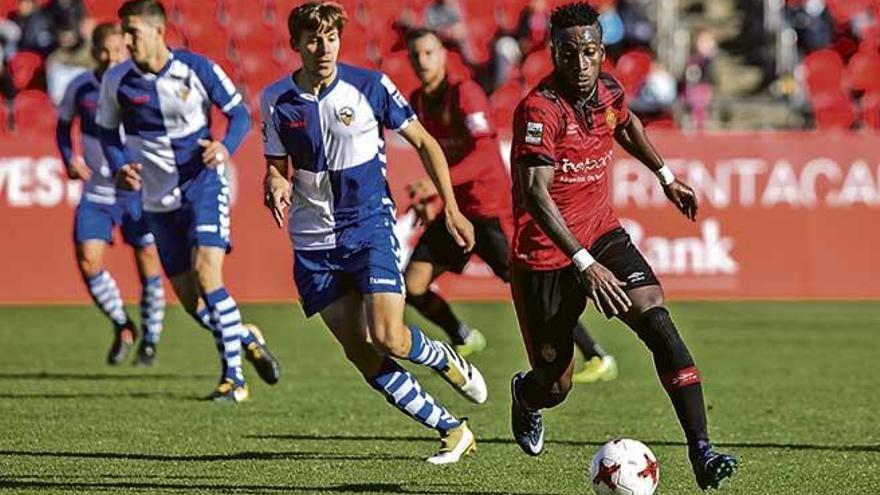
(845, 47, 880, 93)
(615, 49, 653, 97)
(380, 50, 420, 99)
(490, 79, 524, 131)
(85, 0, 123, 21)
(522, 48, 552, 88)
(803, 49, 845, 95)
(9, 51, 43, 91)
(0, 98, 9, 134)
(811, 92, 857, 130)
(826, 0, 872, 24)
(861, 89, 880, 129)
(12, 90, 55, 133)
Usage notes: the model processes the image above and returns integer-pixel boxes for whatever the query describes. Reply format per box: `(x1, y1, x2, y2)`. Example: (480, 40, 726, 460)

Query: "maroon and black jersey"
(510, 72, 630, 270)
(411, 77, 510, 220)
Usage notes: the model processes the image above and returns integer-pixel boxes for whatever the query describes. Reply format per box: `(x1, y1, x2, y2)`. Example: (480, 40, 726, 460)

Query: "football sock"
(203, 287, 245, 383)
(405, 325, 450, 371)
(86, 270, 130, 328)
(406, 290, 469, 345)
(637, 307, 709, 446)
(195, 305, 255, 346)
(573, 321, 607, 360)
(139, 275, 165, 344)
(368, 358, 461, 432)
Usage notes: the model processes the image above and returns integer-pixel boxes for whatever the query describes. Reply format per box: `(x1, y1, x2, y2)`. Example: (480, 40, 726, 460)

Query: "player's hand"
(407, 196, 441, 227)
(663, 179, 698, 221)
(198, 139, 229, 168)
(444, 207, 475, 252)
(66, 156, 92, 181)
(115, 163, 143, 191)
(578, 263, 632, 317)
(406, 177, 438, 202)
(263, 173, 291, 229)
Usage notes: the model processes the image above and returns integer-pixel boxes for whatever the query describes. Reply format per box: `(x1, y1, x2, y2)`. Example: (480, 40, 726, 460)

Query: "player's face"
(551, 24, 604, 97)
(94, 33, 129, 70)
(293, 25, 340, 80)
(407, 33, 446, 85)
(122, 15, 165, 65)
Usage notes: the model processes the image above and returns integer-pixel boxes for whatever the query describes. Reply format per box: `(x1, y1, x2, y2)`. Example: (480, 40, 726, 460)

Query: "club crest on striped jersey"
(605, 107, 617, 130)
(337, 106, 356, 126)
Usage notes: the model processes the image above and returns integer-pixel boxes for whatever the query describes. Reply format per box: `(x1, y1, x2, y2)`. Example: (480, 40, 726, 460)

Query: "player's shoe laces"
(510, 372, 544, 456)
(454, 328, 487, 357)
(426, 419, 477, 465)
(572, 355, 618, 384)
(242, 324, 281, 385)
(435, 342, 487, 404)
(690, 443, 738, 490)
(206, 377, 249, 403)
(107, 321, 136, 365)
(134, 340, 157, 367)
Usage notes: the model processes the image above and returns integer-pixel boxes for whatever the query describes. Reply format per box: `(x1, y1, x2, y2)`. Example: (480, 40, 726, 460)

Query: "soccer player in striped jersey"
(262, 2, 486, 464)
(96, 0, 280, 402)
(56, 22, 166, 367)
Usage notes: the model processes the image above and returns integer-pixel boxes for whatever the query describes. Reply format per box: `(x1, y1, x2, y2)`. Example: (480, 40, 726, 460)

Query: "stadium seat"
(522, 48, 552, 88)
(803, 49, 845, 95)
(826, 0, 872, 24)
(845, 47, 880, 93)
(9, 51, 43, 91)
(615, 49, 653, 97)
(0, 98, 9, 134)
(84, 0, 123, 21)
(861, 89, 880, 129)
(12, 90, 55, 133)
(490, 80, 524, 132)
(811, 92, 857, 130)
(381, 50, 420, 98)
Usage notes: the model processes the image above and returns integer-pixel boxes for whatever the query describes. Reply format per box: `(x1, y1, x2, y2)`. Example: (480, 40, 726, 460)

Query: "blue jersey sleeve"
(375, 73, 417, 132)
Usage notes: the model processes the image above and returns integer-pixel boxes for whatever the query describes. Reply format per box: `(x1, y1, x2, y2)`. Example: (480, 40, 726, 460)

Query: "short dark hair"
(288, 1, 347, 43)
(92, 22, 122, 49)
(118, 0, 166, 24)
(549, 2, 601, 37)
(405, 27, 441, 46)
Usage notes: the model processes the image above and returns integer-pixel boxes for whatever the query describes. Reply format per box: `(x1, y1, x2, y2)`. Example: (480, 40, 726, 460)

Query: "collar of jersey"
(130, 51, 175, 80)
(290, 64, 343, 102)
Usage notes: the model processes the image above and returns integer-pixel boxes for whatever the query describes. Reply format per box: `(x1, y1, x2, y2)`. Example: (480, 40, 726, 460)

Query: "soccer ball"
(589, 439, 659, 495)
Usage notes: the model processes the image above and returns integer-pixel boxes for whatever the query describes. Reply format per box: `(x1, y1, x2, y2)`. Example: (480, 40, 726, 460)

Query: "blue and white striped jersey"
(96, 49, 244, 212)
(58, 71, 118, 204)
(260, 64, 416, 251)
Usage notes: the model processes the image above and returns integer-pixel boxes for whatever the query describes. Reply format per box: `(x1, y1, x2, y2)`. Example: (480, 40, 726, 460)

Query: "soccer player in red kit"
(405, 27, 617, 381)
(507, 3, 737, 490)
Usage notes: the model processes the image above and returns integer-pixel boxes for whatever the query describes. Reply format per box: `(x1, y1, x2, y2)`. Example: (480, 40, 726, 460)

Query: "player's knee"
(370, 321, 409, 357)
(193, 260, 222, 292)
(77, 252, 103, 278)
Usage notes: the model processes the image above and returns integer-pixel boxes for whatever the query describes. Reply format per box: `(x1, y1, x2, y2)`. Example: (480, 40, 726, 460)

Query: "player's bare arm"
(614, 114, 698, 221)
(516, 158, 631, 315)
(263, 156, 291, 229)
(399, 120, 475, 251)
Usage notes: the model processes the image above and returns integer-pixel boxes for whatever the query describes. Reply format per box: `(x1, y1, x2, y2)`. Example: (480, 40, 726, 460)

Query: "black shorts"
(409, 214, 511, 282)
(510, 228, 658, 373)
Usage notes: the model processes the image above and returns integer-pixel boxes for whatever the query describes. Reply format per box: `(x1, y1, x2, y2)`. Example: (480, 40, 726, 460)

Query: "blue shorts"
(294, 224, 405, 317)
(74, 194, 154, 248)
(144, 167, 231, 278)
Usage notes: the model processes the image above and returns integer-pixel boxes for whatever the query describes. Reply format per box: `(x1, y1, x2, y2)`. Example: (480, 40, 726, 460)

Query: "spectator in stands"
(46, 18, 93, 104)
(596, 0, 655, 59)
(423, 0, 474, 64)
(683, 29, 718, 130)
(43, 0, 86, 33)
(629, 60, 678, 126)
(514, 0, 550, 56)
(8, 0, 55, 56)
(785, 0, 834, 54)
(0, 39, 15, 130)
(0, 17, 21, 59)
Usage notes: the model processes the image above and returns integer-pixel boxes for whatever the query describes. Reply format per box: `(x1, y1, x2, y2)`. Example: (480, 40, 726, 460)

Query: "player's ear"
(289, 36, 301, 53)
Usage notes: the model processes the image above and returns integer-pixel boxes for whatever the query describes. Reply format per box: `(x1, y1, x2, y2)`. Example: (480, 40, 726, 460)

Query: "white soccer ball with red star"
(589, 439, 659, 495)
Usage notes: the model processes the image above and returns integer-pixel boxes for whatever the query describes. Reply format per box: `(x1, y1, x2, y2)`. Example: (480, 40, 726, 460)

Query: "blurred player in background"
(56, 22, 166, 367)
(262, 1, 486, 464)
(404, 27, 618, 384)
(97, 0, 280, 402)
(507, 2, 737, 490)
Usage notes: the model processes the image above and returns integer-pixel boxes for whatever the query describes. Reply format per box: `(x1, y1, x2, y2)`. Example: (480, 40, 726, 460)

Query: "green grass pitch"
(1, 302, 878, 494)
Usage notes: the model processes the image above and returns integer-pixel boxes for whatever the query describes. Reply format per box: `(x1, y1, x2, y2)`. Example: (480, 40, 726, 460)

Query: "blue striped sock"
(369, 358, 460, 432)
(85, 270, 129, 327)
(406, 325, 449, 372)
(196, 306, 254, 346)
(203, 288, 245, 384)
(140, 276, 165, 344)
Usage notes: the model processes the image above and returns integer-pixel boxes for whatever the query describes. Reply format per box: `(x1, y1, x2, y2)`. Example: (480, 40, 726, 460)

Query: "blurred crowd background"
(1, 0, 879, 135)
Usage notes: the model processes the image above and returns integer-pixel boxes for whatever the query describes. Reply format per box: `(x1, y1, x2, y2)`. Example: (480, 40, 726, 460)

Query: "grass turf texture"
(0, 302, 878, 494)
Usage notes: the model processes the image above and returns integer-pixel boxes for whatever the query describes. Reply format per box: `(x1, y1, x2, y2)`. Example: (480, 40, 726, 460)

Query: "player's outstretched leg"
(135, 274, 165, 366)
(621, 289, 737, 490)
(85, 269, 137, 365)
(571, 321, 618, 384)
(403, 325, 487, 404)
(202, 287, 249, 402)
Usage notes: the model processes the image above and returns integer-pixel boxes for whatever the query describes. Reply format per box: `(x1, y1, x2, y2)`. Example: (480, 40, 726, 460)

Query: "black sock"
(406, 290, 469, 345)
(638, 307, 709, 447)
(572, 321, 606, 360)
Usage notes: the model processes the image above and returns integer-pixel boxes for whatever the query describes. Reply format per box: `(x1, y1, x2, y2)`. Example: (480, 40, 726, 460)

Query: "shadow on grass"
(244, 433, 880, 454)
(0, 450, 414, 462)
(0, 479, 555, 494)
(0, 392, 201, 400)
(0, 372, 214, 381)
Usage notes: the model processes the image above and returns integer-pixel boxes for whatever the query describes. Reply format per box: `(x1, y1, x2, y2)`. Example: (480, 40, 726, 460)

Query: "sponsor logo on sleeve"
(525, 121, 544, 145)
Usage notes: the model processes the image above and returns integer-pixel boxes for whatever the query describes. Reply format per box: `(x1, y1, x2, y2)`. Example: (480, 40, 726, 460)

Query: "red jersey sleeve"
(457, 79, 495, 139)
(511, 95, 560, 164)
